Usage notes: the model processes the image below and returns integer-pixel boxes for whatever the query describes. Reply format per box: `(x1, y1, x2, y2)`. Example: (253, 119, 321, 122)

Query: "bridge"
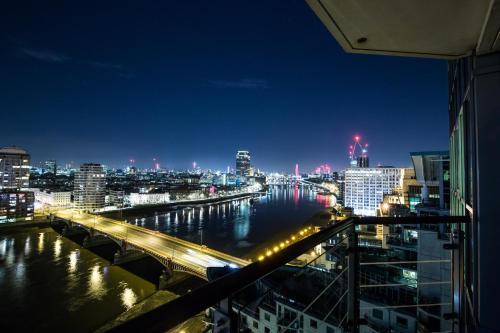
(52, 209, 250, 282)
(266, 175, 335, 193)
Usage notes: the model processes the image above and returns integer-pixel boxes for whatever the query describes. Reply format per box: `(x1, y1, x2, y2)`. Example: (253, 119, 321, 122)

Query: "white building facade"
(344, 167, 404, 216)
(33, 189, 72, 207)
(129, 192, 170, 206)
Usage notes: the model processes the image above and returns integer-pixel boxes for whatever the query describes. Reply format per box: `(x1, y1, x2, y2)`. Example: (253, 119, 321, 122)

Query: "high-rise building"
(73, 163, 106, 211)
(236, 151, 251, 176)
(0, 190, 34, 223)
(44, 160, 57, 174)
(344, 167, 404, 216)
(356, 155, 369, 168)
(306, 2, 500, 330)
(0, 146, 30, 190)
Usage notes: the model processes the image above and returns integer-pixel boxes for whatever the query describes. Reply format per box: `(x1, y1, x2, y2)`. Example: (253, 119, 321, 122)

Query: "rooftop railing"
(107, 215, 469, 333)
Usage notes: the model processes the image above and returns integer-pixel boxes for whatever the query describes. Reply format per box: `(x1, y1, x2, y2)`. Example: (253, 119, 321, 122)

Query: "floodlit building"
(129, 192, 170, 206)
(344, 167, 404, 216)
(236, 150, 251, 177)
(34, 189, 71, 207)
(73, 163, 106, 211)
(0, 146, 30, 190)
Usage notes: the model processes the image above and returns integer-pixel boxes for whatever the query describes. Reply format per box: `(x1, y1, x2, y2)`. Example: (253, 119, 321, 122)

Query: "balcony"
(106, 215, 469, 333)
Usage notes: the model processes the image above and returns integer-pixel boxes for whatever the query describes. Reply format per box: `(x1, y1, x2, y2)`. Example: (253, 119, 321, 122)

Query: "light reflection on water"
(120, 283, 138, 310)
(88, 264, 106, 300)
(68, 250, 79, 273)
(38, 232, 44, 253)
(130, 186, 333, 258)
(0, 229, 156, 333)
(54, 237, 62, 259)
(24, 236, 30, 256)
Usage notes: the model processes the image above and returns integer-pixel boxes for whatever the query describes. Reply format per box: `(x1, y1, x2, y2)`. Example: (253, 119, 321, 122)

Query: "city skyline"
(25, 140, 421, 174)
(2, 1, 448, 172)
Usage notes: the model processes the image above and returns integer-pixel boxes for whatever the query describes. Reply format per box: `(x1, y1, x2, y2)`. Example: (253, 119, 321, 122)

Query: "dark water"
(123, 185, 335, 259)
(0, 228, 156, 332)
(0, 186, 334, 332)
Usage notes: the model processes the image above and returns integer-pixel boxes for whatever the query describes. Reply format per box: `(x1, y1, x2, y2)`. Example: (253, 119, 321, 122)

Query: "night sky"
(1, 1, 449, 172)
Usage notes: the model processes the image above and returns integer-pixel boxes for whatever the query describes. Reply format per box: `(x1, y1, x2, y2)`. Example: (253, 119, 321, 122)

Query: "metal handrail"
(106, 215, 469, 333)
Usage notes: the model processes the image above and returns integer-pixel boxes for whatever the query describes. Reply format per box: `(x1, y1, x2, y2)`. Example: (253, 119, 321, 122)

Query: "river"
(0, 186, 334, 332)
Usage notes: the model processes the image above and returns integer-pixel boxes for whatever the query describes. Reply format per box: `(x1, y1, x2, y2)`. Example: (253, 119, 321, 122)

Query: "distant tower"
(356, 156, 369, 168)
(349, 135, 369, 168)
(153, 158, 160, 170)
(236, 151, 251, 176)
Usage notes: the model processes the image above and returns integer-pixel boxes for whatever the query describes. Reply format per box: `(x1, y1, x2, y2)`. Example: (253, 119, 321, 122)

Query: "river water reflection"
(125, 185, 335, 259)
(0, 186, 334, 332)
(0, 228, 156, 332)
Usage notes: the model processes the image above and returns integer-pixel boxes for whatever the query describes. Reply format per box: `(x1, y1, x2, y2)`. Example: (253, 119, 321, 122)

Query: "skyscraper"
(74, 163, 106, 211)
(236, 151, 251, 176)
(0, 146, 30, 190)
(356, 155, 369, 168)
(306, 2, 500, 329)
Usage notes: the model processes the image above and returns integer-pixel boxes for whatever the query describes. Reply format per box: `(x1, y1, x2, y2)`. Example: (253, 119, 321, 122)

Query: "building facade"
(344, 167, 404, 216)
(34, 189, 71, 207)
(0, 191, 34, 223)
(448, 51, 500, 332)
(128, 192, 170, 206)
(73, 163, 106, 211)
(236, 151, 251, 177)
(0, 146, 30, 190)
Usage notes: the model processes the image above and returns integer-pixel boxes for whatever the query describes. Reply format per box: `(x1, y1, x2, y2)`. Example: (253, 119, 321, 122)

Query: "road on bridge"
(53, 209, 250, 278)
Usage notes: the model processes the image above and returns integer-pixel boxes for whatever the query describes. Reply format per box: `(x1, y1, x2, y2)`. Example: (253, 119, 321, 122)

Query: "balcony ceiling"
(306, 0, 499, 59)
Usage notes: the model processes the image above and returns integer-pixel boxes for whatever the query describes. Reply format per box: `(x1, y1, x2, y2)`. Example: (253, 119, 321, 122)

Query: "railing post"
(451, 226, 465, 332)
(347, 223, 359, 332)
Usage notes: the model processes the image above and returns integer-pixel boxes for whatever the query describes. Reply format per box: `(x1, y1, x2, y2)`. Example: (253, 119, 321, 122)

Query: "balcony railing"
(106, 215, 469, 333)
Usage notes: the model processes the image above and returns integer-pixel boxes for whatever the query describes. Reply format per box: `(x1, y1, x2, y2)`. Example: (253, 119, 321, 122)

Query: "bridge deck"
(54, 209, 250, 277)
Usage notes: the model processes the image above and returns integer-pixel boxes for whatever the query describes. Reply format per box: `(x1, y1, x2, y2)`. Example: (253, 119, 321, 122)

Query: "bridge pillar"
(158, 268, 173, 290)
(62, 225, 88, 237)
(83, 235, 114, 248)
(113, 249, 148, 265)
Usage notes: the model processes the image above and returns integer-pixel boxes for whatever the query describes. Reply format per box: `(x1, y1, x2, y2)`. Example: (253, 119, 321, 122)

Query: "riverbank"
(305, 208, 335, 228)
(101, 191, 262, 219)
(0, 217, 51, 232)
(96, 289, 207, 333)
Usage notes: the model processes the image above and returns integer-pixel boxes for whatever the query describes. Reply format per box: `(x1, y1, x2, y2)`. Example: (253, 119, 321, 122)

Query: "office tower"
(0, 146, 30, 190)
(344, 167, 404, 216)
(356, 155, 369, 168)
(44, 160, 57, 174)
(236, 151, 251, 176)
(74, 163, 106, 211)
